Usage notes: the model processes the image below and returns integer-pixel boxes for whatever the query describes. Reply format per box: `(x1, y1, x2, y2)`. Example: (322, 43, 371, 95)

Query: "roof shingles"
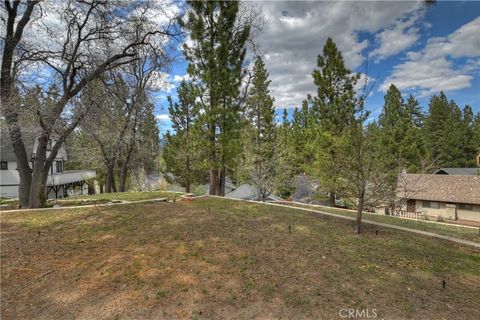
(398, 174, 480, 205)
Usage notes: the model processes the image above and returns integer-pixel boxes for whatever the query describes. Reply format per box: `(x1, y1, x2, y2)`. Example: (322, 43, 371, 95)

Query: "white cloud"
(149, 71, 174, 91)
(160, 73, 192, 95)
(370, 10, 425, 61)
(381, 16, 480, 96)
(354, 73, 376, 94)
(156, 114, 170, 120)
(253, 0, 424, 108)
(172, 74, 192, 83)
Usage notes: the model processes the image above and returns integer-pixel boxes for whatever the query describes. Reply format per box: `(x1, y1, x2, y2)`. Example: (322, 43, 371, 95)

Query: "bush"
(192, 185, 206, 196)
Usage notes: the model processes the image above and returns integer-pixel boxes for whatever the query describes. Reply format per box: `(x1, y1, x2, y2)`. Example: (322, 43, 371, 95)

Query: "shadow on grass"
(1, 198, 480, 319)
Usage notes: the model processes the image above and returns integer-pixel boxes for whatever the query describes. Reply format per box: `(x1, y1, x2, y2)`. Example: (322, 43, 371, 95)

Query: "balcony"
(46, 170, 96, 186)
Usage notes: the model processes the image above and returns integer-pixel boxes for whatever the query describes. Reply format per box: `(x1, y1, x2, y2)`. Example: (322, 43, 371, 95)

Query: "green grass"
(279, 201, 480, 243)
(0, 191, 182, 211)
(1, 197, 479, 319)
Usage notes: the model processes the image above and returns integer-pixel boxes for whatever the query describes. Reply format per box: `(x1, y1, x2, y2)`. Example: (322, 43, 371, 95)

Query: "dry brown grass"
(1, 197, 479, 319)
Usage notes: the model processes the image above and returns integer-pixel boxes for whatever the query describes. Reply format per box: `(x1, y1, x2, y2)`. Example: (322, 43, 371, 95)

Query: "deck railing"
(47, 170, 96, 186)
(392, 209, 425, 220)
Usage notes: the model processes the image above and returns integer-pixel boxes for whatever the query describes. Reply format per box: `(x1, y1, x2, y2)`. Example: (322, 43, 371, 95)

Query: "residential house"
(224, 183, 282, 201)
(291, 174, 319, 203)
(202, 177, 236, 195)
(0, 131, 96, 199)
(397, 173, 480, 222)
(433, 167, 479, 175)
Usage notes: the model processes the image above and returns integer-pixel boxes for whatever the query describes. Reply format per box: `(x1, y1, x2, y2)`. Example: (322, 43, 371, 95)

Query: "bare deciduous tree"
(1, 0, 180, 207)
(1, 0, 40, 207)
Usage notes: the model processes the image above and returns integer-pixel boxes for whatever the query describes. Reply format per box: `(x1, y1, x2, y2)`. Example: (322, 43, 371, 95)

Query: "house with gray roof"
(1, 131, 95, 199)
(224, 183, 282, 201)
(434, 167, 480, 176)
(397, 173, 480, 222)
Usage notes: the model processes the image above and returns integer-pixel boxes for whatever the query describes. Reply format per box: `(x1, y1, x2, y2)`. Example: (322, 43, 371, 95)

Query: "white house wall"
(0, 185, 18, 198)
(0, 161, 20, 198)
(32, 139, 68, 161)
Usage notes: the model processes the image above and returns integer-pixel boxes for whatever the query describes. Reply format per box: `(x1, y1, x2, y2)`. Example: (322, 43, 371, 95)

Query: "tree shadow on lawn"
(1, 200, 480, 319)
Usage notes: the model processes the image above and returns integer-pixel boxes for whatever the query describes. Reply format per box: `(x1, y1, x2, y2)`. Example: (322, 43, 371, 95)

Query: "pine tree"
(163, 81, 207, 193)
(138, 102, 161, 175)
(311, 38, 361, 134)
(181, 0, 251, 196)
(289, 100, 318, 171)
(460, 105, 479, 167)
(309, 37, 361, 206)
(275, 109, 296, 198)
(241, 57, 277, 201)
(377, 85, 424, 173)
(424, 92, 464, 168)
(473, 113, 480, 165)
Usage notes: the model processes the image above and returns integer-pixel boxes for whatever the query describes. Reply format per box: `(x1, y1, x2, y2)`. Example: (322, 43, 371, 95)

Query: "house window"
(423, 201, 439, 209)
(56, 161, 63, 173)
(459, 204, 473, 211)
(0, 162, 8, 170)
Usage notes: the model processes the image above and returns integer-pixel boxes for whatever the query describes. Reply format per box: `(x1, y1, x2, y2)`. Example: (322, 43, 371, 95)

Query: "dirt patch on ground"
(1, 198, 479, 319)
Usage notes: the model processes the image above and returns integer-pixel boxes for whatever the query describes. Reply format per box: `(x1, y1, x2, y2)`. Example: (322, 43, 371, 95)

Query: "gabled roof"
(225, 184, 281, 201)
(434, 167, 480, 176)
(291, 174, 318, 201)
(397, 174, 480, 205)
(0, 130, 39, 162)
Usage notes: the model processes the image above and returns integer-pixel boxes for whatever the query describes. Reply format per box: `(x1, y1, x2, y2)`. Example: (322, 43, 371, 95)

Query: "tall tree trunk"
(18, 174, 32, 208)
(329, 191, 336, 207)
(105, 163, 115, 193)
(3, 93, 32, 209)
(120, 134, 137, 192)
(119, 148, 133, 192)
(216, 166, 225, 196)
(119, 163, 128, 192)
(1, 1, 38, 207)
(29, 170, 48, 208)
(354, 188, 365, 234)
(185, 183, 191, 193)
(28, 134, 50, 208)
(209, 124, 217, 195)
(87, 182, 95, 195)
(12, 127, 32, 207)
(119, 111, 138, 192)
(112, 177, 117, 193)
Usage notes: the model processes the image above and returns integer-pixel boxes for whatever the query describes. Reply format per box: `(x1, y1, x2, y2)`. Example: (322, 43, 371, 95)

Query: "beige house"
(397, 174, 480, 222)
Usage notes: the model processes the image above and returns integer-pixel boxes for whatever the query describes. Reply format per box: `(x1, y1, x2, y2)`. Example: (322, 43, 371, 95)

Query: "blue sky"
(154, 1, 480, 132)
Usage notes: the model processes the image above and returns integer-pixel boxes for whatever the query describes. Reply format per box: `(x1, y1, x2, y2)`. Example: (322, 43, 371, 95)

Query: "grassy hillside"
(1, 197, 479, 319)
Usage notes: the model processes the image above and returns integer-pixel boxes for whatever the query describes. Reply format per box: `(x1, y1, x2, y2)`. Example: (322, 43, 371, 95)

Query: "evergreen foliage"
(240, 57, 278, 201)
(163, 81, 208, 193)
(181, 0, 251, 196)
